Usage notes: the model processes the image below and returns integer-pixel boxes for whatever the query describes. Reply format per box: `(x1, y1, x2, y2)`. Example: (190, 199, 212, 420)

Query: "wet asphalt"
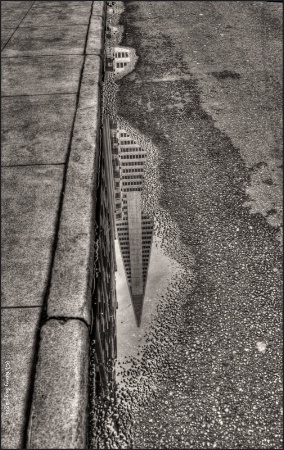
(91, 2, 282, 449)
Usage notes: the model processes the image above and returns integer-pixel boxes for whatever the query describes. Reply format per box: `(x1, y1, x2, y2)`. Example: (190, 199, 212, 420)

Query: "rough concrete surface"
(92, 1, 105, 17)
(1, 166, 64, 307)
(1, 7, 30, 28)
(2, 24, 89, 56)
(86, 15, 104, 55)
(32, 1, 92, 8)
(1, 28, 14, 50)
(1, 21, 23, 30)
(1, 55, 83, 96)
(1, 308, 41, 449)
(19, 3, 92, 27)
(1, 1, 33, 10)
(27, 320, 89, 449)
(1, 94, 77, 165)
(47, 56, 102, 325)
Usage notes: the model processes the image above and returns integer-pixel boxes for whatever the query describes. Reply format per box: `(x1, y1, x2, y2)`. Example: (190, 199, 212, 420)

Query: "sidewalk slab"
(1, 22, 20, 30)
(1, 94, 77, 166)
(1, 166, 64, 308)
(27, 320, 89, 449)
(1, 5, 32, 29)
(1, 307, 41, 450)
(1, 55, 83, 96)
(32, 1, 92, 7)
(1, 1, 33, 10)
(2, 25, 89, 57)
(47, 55, 102, 325)
(1, 28, 14, 50)
(20, 3, 92, 27)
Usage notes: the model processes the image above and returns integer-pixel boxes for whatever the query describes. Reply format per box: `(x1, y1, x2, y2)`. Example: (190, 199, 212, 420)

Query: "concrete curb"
(46, 53, 102, 326)
(26, 2, 106, 448)
(26, 320, 89, 449)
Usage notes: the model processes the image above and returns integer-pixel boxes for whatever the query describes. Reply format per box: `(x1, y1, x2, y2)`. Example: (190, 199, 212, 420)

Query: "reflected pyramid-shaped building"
(113, 126, 153, 327)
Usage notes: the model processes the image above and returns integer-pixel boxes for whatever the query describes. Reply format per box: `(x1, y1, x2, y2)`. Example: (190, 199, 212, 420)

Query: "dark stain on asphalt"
(211, 70, 241, 80)
(262, 178, 273, 186)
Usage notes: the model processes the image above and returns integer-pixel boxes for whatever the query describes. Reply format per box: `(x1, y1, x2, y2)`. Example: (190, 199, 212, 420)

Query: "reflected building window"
(113, 46, 131, 74)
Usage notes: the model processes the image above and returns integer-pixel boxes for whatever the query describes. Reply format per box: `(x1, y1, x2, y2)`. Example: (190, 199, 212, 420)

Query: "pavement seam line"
(1, 305, 42, 309)
(2, 53, 104, 58)
(1, 1, 36, 52)
(1, 92, 77, 97)
(1, 163, 66, 168)
(1, 54, 86, 58)
(14, 23, 92, 28)
(31, 3, 93, 9)
(45, 316, 90, 330)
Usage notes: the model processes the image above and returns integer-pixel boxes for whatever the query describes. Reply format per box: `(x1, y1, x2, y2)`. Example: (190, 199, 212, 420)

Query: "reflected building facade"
(114, 127, 154, 327)
(113, 47, 131, 75)
(92, 116, 118, 393)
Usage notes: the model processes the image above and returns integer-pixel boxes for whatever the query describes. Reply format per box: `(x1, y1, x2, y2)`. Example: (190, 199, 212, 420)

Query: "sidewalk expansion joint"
(1, 54, 83, 59)
(1, 163, 66, 168)
(1, 92, 77, 98)
(16, 23, 92, 29)
(1, 1, 36, 52)
(31, 4, 93, 10)
(1, 54, 86, 58)
(44, 316, 90, 331)
(1, 305, 41, 309)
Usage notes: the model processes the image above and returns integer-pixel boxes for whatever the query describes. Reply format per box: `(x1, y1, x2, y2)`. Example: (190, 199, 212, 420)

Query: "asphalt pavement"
(114, 1, 282, 448)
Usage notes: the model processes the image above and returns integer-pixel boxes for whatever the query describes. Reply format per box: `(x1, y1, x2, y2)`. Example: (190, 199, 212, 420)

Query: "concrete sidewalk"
(1, 1, 105, 448)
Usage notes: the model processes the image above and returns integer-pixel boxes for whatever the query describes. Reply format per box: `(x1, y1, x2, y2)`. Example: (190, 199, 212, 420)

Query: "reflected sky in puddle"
(115, 234, 183, 370)
(113, 126, 152, 329)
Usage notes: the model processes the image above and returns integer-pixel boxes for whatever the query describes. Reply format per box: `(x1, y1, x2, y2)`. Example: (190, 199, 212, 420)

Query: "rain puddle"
(112, 120, 185, 368)
(89, 2, 196, 448)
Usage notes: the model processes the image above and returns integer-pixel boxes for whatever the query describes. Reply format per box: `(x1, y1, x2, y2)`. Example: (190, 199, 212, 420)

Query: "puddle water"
(90, 3, 196, 448)
(88, 3, 284, 449)
(111, 115, 188, 377)
(116, 235, 184, 377)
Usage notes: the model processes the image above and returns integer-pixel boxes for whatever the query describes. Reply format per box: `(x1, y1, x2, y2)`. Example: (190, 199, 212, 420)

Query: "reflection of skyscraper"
(115, 128, 153, 327)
